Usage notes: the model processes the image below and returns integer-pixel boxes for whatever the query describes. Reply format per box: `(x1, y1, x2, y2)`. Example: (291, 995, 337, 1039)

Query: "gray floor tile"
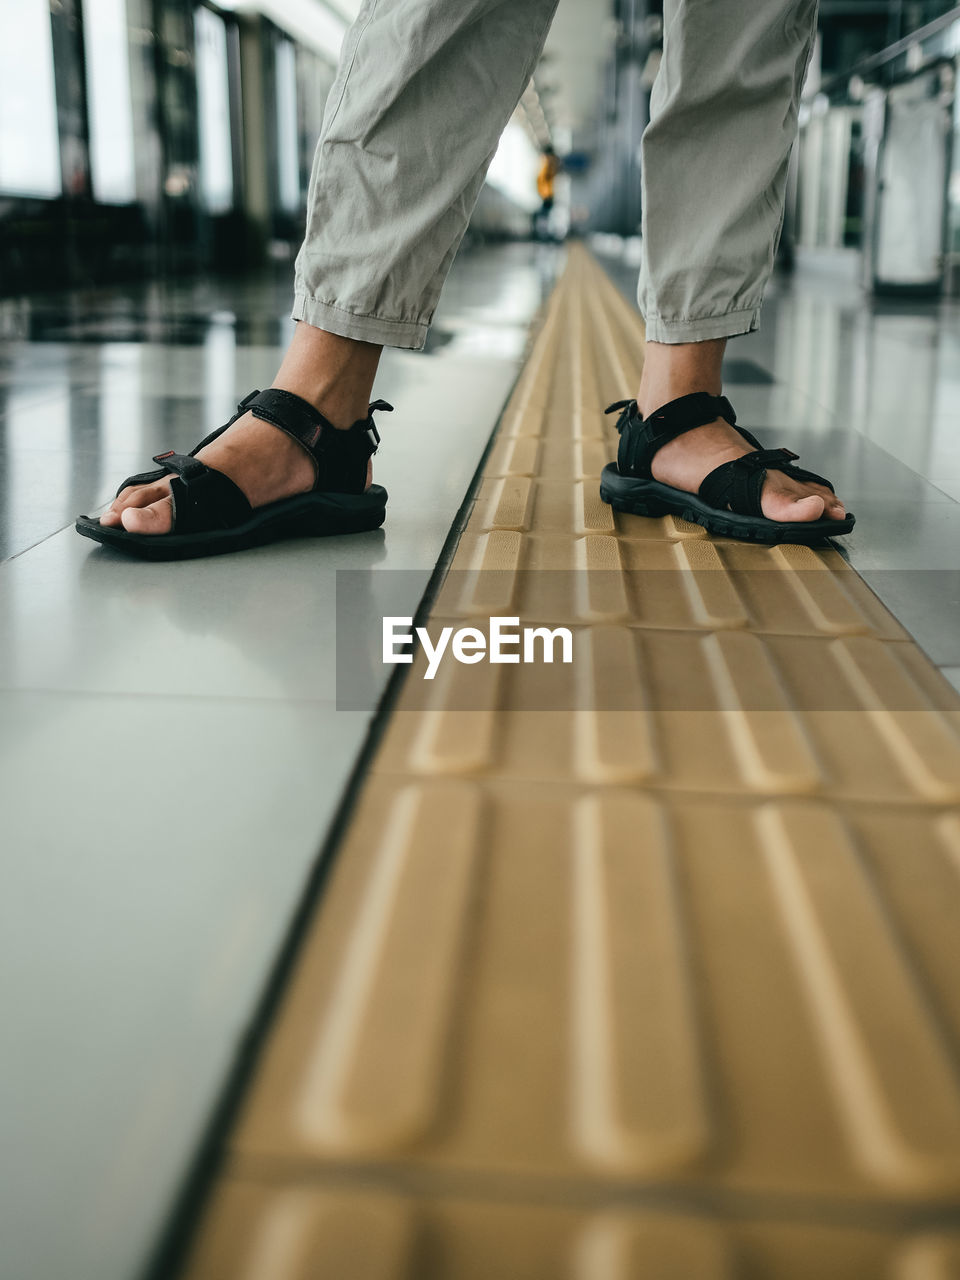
(0, 449, 142, 561)
(2, 391, 213, 454)
(841, 498, 960, 570)
(1, 525, 431, 700)
(842, 498, 960, 662)
(856, 566, 960, 665)
(0, 688, 371, 1280)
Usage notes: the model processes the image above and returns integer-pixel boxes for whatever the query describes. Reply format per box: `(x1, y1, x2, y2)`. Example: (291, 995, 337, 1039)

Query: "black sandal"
(599, 392, 854, 545)
(75, 389, 392, 561)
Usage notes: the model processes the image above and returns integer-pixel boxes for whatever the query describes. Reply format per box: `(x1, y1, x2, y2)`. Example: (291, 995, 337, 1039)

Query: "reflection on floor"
(0, 244, 556, 1280)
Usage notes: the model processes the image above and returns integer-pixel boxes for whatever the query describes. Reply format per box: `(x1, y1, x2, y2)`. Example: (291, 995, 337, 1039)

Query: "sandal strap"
(117, 390, 393, 501)
(698, 447, 830, 517)
(245, 388, 393, 495)
(114, 391, 269, 495)
(606, 392, 738, 478)
(115, 466, 166, 497)
(151, 451, 253, 535)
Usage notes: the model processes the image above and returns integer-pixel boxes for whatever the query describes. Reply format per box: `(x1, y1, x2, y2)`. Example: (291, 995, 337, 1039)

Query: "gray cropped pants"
(293, 0, 818, 350)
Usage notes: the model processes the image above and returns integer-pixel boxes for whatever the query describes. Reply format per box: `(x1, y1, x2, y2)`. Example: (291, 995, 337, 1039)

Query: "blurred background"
(2, 0, 960, 298)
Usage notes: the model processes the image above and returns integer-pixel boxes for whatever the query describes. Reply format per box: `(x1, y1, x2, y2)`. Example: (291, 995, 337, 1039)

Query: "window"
(487, 122, 541, 213)
(83, 0, 137, 204)
(195, 6, 234, 214)
(276, 39, 300, 213)
(0, 0, 61, 197)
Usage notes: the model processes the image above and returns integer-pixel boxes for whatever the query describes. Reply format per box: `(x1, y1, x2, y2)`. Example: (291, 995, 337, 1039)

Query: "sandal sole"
(75, 486, 387, 561)
(599, 465, 854, 546)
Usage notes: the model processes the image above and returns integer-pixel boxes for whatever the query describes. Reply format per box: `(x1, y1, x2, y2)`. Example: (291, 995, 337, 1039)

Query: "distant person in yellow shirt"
(532, 144, 560, 240)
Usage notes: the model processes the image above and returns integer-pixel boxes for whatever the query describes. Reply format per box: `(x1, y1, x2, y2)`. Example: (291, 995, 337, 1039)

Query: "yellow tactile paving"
(375, 639, 960, 803)
(444, 534, 909, 636)
(220, 781, 960, 1199)
(180, 247, 960, 1278)
(186, 1179, 960, 1280)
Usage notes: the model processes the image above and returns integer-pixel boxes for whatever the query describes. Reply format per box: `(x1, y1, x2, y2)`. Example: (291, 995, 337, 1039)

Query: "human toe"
(761, 486, 826, 523)
(120, 495, 174, 534)
(103, 481, 170, 525)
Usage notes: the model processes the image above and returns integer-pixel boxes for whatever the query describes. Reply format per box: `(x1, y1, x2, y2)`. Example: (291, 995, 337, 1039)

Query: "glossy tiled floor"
(181, 247, 960, 1280)
(0, 245, 554, 1280)
(2, 239, 959, 1280)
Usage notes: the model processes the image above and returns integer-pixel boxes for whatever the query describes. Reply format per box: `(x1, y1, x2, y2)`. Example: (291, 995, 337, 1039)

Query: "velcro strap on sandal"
(184, 392, 264, 458)
(153, 450, 207, 481)
(606, 392, 737, 479)
(244, 389, 392, 495)
(157, 457, 253, 535)
(245, 389, 328, 449)
(115, 466, 167, 498)
(698, 447, 801, 517)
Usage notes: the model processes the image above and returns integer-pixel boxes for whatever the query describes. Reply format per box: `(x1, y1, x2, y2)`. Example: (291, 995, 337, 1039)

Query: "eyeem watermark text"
(383, 616, 574, 680)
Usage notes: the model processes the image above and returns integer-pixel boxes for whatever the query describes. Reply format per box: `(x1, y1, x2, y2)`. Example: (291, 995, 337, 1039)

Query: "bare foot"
(637, 338, 845, 523)
(99, 409, 331, 534)
(646, 415, 846, 523)
(100, 323, 382, 535)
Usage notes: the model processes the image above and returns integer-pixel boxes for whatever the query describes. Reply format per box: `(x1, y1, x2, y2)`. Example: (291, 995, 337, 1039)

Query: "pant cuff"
(292, 292, 429, 350)
(642, 305, 760, 344)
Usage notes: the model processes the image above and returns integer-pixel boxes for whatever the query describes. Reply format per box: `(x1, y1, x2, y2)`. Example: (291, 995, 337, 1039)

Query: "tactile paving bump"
(181, 247, 960, 1275)
(442, 536, 909, 638)
(184, 1178, 960, 1280)
(228, 780, 960, 1200)
(375, 633, 960, 802)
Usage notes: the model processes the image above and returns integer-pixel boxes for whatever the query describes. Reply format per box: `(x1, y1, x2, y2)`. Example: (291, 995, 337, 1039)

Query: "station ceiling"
(228, 0, 616, 135)
(221, 0, 950, 139)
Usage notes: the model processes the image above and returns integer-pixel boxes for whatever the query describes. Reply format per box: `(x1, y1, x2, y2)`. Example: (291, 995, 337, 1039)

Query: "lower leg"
(637, 337, 725, 413)
(631, 0, 843, 524)
(272, 322, 382, 428)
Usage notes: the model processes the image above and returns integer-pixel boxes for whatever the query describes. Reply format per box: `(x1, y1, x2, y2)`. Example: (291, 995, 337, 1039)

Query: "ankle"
(272, 376, 371, 431)
(636, 338, 725, 418)
(272, 321, 382, 431)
